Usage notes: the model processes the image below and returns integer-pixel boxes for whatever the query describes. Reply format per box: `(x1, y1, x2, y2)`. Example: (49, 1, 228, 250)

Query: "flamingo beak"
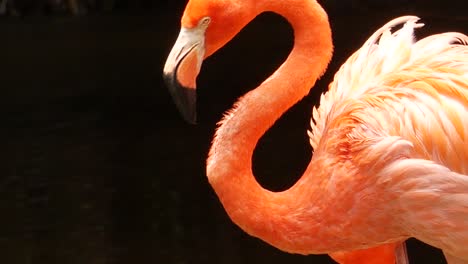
(163, 26, 206, 124)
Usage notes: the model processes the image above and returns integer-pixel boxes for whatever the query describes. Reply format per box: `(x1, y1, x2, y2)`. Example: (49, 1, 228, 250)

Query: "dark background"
(0, 0, 467, 263)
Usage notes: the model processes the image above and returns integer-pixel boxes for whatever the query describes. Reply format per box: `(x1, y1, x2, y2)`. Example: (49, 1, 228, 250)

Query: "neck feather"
(206, 0, 334, 254)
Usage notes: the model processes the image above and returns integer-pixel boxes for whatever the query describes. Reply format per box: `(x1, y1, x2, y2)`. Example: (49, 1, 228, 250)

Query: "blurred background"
(0, 0, 467, 263)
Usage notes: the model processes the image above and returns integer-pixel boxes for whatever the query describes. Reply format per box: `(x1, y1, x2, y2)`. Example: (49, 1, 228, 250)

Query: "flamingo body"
(163, 0, 468, 263)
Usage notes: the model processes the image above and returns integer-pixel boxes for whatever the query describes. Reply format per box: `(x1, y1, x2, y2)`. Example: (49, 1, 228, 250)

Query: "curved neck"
(206, 0, 333, 254)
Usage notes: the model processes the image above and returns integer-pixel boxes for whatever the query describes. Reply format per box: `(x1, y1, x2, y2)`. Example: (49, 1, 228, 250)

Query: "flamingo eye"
(199, 16, 211, 28)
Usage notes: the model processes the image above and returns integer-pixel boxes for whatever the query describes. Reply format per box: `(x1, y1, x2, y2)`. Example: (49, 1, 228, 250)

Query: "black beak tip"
(163, 73, 197, 125)
(181, 105, 197, 125)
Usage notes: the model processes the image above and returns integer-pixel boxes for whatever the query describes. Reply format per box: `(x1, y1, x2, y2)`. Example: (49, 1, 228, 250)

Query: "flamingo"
(163, 0, 468, 263)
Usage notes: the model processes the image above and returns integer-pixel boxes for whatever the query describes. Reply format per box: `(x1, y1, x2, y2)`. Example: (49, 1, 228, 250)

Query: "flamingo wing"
(309, 16, 468, 263)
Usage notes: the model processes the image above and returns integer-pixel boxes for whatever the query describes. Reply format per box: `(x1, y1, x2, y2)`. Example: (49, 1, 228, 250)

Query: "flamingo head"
(163, 0, 257, 123)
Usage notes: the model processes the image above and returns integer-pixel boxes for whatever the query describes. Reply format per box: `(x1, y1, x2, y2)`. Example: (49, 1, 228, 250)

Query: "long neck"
(206, 0, 333, 254)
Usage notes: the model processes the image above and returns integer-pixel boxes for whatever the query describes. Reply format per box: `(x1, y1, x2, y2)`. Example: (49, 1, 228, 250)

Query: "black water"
(1, 0, 467, 263)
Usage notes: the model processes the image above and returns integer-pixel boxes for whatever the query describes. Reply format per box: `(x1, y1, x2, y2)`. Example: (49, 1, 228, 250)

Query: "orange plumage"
(163, 0, 468, 263)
